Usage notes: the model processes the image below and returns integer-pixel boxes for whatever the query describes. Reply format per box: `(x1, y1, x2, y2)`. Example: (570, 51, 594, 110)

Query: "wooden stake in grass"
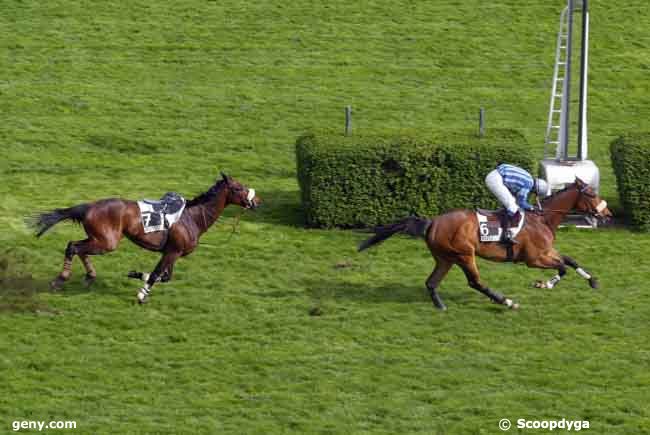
(345, 105, 352, 136)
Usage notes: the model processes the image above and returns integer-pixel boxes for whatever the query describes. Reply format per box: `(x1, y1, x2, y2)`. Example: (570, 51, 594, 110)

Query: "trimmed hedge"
(610, 134, 650, 231)
(296, 129, 535, 228)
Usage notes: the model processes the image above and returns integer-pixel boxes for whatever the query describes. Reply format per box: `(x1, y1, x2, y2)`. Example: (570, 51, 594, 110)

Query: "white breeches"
(485, 169, 518, 215)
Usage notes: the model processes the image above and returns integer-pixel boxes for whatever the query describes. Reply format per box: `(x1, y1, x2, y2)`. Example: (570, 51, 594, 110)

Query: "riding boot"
(503, 211, 522, 244)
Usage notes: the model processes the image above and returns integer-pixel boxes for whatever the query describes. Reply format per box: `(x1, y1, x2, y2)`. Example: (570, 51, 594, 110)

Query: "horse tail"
(29, 204, 90, 238)
(358, 216, 432, 252)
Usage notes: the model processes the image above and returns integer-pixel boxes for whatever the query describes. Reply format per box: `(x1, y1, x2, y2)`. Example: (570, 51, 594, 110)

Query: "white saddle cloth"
(137, 199, 186, 233)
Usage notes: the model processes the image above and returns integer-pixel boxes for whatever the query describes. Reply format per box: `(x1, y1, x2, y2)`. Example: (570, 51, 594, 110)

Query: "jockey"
(485, 163, 549, 242)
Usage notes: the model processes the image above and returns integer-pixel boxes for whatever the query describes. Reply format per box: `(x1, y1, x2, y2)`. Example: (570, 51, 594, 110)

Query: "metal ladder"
(544, 6, 570, 159)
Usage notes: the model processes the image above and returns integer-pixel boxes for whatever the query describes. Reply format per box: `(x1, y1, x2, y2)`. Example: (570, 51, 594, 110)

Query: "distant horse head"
(186, 172, 261, 210)
(220, 172, 260, 210)
(572, 177, 612, 222)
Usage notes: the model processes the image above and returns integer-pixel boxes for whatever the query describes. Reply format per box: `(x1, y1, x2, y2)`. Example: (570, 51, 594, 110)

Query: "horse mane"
(186, 179, 227, 207)
(541, 182, 578, 205)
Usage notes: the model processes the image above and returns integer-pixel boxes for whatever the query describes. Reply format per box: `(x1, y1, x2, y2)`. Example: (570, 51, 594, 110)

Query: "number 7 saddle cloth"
(475, 209, 526, 243)
(137, 192, 186, 234)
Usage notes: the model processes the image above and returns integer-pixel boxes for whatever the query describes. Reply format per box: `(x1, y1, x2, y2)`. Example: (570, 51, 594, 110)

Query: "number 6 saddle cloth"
(137, 192, 186, 234)
(475, 209, 526, 243)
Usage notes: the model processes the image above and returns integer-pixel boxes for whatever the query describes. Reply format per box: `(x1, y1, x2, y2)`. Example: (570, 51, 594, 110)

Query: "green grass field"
(2, 1, 650, 433)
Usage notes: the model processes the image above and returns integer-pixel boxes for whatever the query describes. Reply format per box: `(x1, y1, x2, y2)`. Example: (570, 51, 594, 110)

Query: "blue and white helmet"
(534, 178, 550, 197)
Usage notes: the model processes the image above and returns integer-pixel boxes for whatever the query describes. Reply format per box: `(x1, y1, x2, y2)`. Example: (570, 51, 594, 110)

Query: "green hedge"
(296, 129, 535, 228)
(610, 134, 650, 231)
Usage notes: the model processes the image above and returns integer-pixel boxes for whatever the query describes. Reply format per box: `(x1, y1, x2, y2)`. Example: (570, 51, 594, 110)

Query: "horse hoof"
(84, 274, 96, 288)
(50, 279, 64, 291)
(589, 277, 599, 289)
(511, 302, 520, 310)
(137, 291, 148, 305)
(533, 280, 547, 289)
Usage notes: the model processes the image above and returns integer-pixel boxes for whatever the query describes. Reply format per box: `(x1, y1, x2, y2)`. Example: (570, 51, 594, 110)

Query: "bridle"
(536, 184, 607, 219)
(578, 184, 608, 218)
(228, 184, 256, 209)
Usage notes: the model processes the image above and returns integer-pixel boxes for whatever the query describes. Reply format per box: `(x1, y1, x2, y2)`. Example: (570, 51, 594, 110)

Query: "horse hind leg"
(51, 241, 77, 290)
(53, 237, 117, 289)
(79, 254, 97, 287)
(426, 258, 453, 310)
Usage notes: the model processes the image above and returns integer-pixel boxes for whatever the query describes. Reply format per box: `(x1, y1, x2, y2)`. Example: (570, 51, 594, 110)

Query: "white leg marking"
(504, 298, 513, 307)
(576, 267, 591, 280)
(142, 273, 150, 282)
(546, 274, 561, 289)
(137, 284, 150, 302)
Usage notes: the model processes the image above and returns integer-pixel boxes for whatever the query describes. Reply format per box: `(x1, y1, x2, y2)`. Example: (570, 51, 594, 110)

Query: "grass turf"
(1, 0, 650, 433)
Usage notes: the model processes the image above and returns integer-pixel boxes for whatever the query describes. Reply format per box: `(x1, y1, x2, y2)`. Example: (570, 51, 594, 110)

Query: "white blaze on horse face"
(247, 188, 256, 202)
(596, 200, 607, 213)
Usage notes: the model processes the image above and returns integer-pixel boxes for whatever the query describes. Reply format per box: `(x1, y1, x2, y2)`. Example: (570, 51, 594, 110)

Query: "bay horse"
(359, 178, 612, 310)
(31, 173, 260, 304)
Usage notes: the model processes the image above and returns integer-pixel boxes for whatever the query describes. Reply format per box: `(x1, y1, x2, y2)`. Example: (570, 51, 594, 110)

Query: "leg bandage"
(576, 268, 591, 280)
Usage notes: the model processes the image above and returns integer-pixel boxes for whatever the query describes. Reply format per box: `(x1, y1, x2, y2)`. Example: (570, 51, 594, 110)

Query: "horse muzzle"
(593, 200, 612, 223)
(245, 189, 261, 210)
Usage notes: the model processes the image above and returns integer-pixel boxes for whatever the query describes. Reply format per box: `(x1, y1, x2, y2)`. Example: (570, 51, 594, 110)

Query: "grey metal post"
(479, 107, 485, 137)
(577, 0, 588, 160)
(345, 106, 352, 136)
(560, 0, 574, 160)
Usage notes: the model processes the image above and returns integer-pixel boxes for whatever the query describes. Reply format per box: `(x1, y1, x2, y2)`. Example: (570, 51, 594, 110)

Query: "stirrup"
(502, 230, 519, 245)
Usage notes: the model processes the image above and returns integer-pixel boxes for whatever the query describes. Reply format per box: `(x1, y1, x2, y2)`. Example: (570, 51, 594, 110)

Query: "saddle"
(475, 208, 525, 243)
(142, 192, 185, 214)
(137, 192, 186, 234)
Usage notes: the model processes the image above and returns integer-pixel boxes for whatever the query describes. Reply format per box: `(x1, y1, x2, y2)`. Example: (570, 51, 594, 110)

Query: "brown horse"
(32, 173, 260, 304)
(359, 178, 612, 310)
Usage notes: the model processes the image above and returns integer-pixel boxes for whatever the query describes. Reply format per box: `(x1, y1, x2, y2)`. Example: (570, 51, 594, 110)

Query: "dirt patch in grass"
(0, 255, 58, 315)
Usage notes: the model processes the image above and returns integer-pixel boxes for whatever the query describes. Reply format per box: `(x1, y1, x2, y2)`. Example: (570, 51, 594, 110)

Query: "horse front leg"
(529, 250, 567, 289)
(136, 252, 180, 304)
(127, 263, 173, 283)
(458, 255, 519, 309)
(562, 255, 599, 289)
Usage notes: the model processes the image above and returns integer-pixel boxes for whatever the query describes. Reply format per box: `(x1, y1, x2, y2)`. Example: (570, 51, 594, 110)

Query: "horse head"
(573, 177, 612, 222)
(220, 172, 261, 210)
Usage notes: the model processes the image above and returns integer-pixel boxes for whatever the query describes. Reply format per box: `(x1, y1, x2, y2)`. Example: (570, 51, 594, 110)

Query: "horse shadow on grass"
(255, 278, 476, 307)
(0, 251, 133, 313)
(0, 275, 59, 315)
(242, 189, 304, 227)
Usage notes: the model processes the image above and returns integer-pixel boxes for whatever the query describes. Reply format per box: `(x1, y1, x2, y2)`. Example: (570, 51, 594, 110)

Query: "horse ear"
(221, 172, 229, 183)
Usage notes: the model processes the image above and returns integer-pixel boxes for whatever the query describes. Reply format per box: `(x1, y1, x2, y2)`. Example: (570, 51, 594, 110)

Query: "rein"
(227, 209, 245, 241)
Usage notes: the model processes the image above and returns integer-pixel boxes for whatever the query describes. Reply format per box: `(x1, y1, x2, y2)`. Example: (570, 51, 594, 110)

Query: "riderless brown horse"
(359, 178, 611, 310)
(31, 173, 260, 304)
